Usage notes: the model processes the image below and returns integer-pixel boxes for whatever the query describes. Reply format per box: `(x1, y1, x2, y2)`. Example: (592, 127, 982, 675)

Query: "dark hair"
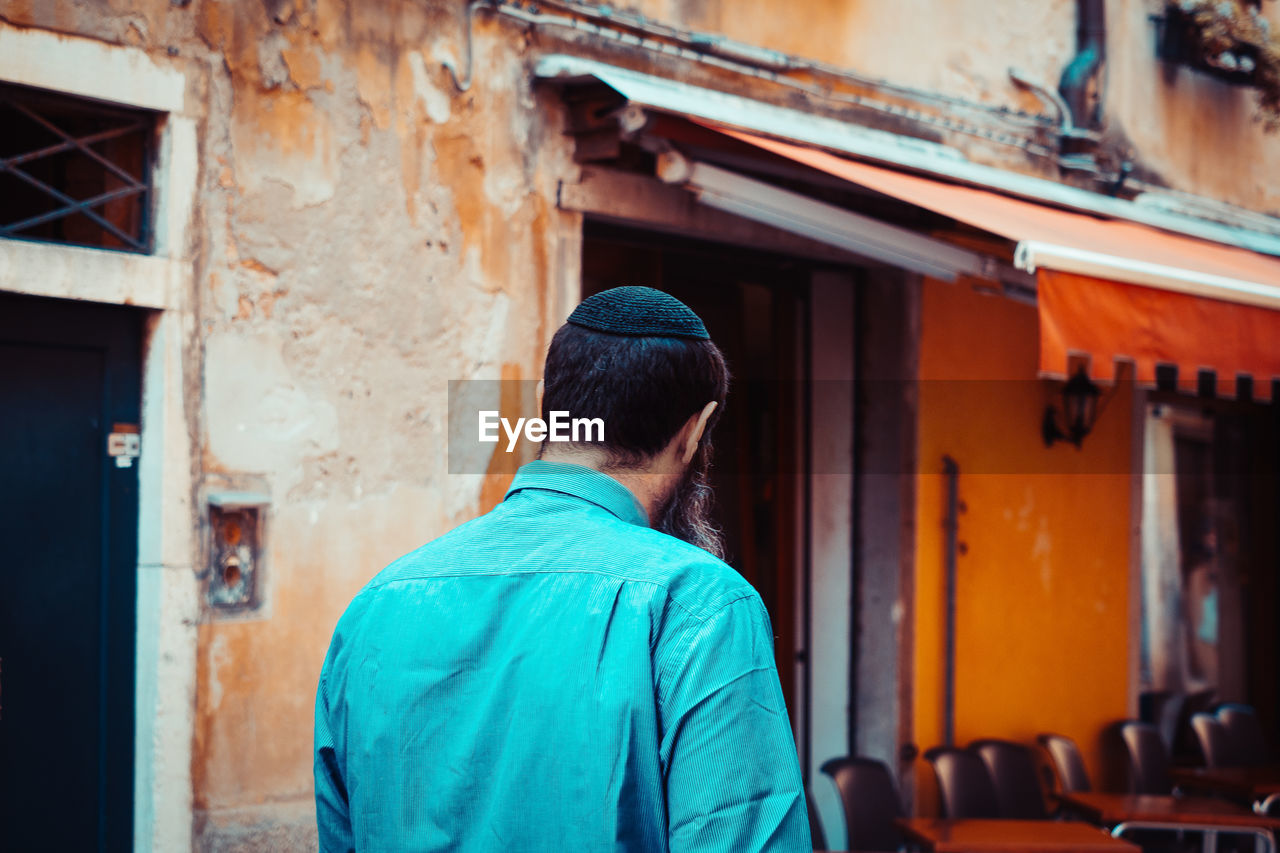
(540, 323, 729, 467)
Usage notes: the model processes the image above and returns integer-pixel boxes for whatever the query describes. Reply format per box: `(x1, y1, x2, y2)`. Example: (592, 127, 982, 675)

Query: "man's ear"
(681, 401, 718, 465)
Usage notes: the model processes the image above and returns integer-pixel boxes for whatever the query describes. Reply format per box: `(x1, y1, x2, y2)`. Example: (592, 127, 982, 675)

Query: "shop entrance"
(583, 221, 826, 742)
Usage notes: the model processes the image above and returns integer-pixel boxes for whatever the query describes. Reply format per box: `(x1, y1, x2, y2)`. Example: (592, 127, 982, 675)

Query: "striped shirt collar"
(504, 459, 649, 529)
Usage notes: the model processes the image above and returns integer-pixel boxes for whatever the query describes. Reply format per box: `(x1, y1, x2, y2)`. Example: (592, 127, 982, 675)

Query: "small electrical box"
(207, 491, 269, 613)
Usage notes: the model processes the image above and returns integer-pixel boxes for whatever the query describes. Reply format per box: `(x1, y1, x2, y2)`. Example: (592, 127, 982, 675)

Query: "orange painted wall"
(911, 276, 1134, 812)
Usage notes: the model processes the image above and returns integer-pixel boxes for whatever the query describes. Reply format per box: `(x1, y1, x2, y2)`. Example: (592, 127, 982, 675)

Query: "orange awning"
(708, 125, 1280, 399)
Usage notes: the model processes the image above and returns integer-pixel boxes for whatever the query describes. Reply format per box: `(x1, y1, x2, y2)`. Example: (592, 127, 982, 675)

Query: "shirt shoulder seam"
(366, 568, 757, 622)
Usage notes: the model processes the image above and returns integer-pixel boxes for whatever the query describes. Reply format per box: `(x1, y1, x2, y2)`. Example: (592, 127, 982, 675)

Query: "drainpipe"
(942, 455, 960, 748)
(1058, 0, 1106, 130)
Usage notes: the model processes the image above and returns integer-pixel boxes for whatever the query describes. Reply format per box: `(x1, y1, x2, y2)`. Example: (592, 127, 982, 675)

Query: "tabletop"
(1170, 765, 1280, 798)
(893, 818, 1142, 852)
(1055, 791, 1280, 828)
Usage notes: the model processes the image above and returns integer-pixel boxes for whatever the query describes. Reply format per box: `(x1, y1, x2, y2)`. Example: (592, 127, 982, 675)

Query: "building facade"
(1, 1, 1277, 850)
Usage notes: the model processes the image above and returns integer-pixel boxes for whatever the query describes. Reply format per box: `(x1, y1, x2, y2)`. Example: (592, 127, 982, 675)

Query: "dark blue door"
(0, 291, 141, 852)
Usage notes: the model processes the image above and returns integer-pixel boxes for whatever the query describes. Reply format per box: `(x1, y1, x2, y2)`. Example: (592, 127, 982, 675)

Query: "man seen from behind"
(314, 286, 811, 852)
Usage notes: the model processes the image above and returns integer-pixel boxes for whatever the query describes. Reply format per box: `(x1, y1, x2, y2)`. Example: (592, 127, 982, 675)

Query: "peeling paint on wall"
(2, 0, 1278, 849)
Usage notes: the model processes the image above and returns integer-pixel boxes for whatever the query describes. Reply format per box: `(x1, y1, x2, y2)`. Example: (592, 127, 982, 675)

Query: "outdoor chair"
(1173, 688, 1218, 764)
(1190, 712, 1234, 767)
(969, 739, 1048, 819)
(1140, 689, 1185, 755)
(924, 746, 1001, 819)
(819, 756, 905, 852)
(805, 787, 828, 851)
(1037, 732, 1092, 793)
(1217, 703, 1268, 766)
(1119, 720, 1173, 794)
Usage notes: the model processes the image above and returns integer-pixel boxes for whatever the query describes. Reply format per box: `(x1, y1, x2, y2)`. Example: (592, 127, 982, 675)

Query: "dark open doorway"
(1140, 397, 1280, 756)
(581, 221, 813, 733)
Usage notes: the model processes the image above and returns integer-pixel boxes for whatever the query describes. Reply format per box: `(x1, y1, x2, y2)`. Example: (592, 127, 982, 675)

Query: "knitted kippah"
(567, 286, 710, 340)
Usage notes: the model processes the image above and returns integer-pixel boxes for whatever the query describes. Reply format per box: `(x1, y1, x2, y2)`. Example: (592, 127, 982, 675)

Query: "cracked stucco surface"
(2, 0, 1278, 850)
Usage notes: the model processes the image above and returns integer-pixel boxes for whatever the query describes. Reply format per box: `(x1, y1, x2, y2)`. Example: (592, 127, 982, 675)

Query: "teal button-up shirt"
(315, 460, 809, 852)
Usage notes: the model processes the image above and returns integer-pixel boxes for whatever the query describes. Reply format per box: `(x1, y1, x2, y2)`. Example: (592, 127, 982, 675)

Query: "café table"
(1170, 765, 1280, 813)
(1055, 791, 1280, 853)
(893, 817, 1141, 852)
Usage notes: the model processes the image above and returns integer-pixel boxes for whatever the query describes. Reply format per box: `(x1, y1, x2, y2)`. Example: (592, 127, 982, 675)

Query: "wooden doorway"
(581, 222, 809, 729)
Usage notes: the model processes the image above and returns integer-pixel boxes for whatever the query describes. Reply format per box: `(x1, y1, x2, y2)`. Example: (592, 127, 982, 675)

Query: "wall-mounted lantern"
(1043, 368, 1101, 448)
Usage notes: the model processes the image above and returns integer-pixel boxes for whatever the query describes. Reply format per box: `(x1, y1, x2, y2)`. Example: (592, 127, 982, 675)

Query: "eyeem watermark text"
(479, 410, 605, 452)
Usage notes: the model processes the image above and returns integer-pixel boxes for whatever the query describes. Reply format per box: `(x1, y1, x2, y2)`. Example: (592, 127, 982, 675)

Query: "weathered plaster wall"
(185, 4, 580, 849)
(662, 0, 1078, 114)
(633, 0, 1280, 213)
(2, 1, 578, 848)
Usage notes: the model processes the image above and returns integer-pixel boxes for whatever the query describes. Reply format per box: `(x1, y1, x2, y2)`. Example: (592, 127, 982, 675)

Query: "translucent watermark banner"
(448, 379, 1278, 476)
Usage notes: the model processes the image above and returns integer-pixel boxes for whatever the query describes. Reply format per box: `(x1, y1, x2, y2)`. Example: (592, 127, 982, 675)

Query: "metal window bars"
(0, 84, 155, 253)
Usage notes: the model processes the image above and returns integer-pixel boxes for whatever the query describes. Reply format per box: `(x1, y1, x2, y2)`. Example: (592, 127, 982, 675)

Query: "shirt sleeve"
(659, 594, 811, 852)
(314, 671, 355, 853)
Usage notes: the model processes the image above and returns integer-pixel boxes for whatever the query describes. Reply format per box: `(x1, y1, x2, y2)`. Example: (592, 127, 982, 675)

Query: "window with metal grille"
(1, 82, 157, 253)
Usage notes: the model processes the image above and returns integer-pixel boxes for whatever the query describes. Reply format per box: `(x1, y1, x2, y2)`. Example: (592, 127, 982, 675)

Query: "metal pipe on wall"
(1059, 0, 1106, 129)
(942, 455, 961, 746)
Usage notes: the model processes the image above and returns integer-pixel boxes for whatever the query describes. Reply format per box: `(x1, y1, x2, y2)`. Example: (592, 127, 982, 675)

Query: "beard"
(654, 440, 725, 561)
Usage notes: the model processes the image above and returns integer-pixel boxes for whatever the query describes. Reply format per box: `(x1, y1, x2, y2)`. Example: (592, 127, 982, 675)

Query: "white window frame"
(0, 22, 198, 853)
